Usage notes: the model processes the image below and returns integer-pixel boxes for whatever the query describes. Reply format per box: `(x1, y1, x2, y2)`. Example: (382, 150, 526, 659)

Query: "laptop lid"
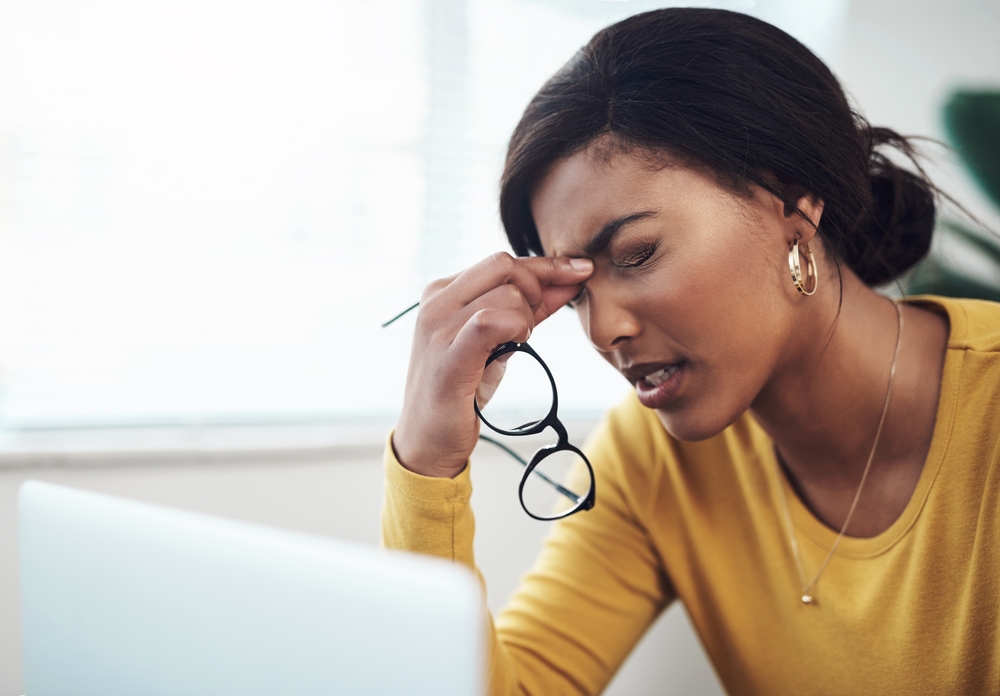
(18, 480, 484, 696)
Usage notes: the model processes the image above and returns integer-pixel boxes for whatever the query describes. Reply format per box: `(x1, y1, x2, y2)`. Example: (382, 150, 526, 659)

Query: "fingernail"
(569, 258, 593, 272)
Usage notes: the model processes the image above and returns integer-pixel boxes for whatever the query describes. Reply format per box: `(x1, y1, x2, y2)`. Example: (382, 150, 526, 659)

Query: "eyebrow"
(583, 211, 658, 257)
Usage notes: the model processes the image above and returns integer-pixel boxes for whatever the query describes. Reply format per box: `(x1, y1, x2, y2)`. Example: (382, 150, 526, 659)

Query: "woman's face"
(530, 144, 811, 441)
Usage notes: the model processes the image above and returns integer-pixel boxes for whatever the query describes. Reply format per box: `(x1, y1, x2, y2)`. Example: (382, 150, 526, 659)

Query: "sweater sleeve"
(381, 432, 477, 567)
(381, 413, 676, 696)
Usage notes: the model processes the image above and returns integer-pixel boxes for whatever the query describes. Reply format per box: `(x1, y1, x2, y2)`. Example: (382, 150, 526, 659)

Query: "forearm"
(379, 424, 668, 696)
(381, 434, 528, 695)
(381, 432, 476, 567)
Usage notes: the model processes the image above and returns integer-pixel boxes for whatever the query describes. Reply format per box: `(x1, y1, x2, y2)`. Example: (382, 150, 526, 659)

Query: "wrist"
(390, 429, 467, 479)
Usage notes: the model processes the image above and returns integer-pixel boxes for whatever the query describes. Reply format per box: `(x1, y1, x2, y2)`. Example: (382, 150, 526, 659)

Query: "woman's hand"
(392, 252, 594, 478)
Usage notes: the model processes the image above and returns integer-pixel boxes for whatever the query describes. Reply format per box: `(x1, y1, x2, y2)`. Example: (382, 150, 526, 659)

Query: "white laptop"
(18, 481, 484, 696)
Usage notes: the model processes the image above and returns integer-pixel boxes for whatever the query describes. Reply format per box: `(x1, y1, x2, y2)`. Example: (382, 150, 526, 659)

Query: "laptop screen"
(18, 480, 483, 696)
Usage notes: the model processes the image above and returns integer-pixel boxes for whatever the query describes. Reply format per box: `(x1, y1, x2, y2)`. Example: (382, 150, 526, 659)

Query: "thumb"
(475, 353, 510, 409)
(535, 283, 584, 323)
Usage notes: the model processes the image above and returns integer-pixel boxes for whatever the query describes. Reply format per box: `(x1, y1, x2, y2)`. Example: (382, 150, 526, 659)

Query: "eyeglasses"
(383, 305, 596, 520)
(476, 341, 596, 520)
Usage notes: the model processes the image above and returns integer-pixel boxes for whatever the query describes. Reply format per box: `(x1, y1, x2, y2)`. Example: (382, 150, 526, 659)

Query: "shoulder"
(906, 295, 1000, 353)
(906, 296, 1000, 409)
(595, 390, 765, 465)
(595, 390, 668, 454)
(583, 392, 668, 512)
(907, 296, 1000, 487)
(589, 391, 679, 476)
(587, 392, 766, 516)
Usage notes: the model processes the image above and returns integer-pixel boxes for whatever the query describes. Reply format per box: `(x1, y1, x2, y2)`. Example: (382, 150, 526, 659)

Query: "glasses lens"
(477, 350, 554, 434)
(521, 449, 592, 520)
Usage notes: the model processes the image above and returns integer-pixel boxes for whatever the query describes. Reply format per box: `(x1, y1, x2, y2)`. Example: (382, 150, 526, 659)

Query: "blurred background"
(1, 0, 998, 693)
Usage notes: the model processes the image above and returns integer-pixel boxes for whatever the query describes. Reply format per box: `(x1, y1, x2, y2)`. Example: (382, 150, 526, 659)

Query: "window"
(0, 0, 844, 430)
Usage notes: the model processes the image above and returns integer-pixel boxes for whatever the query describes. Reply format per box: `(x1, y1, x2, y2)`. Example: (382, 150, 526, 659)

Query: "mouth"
(642, 364, 680, 387)
(624, 360, 687, 410)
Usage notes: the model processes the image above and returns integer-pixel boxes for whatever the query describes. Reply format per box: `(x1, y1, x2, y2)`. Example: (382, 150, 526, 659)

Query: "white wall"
(836, 0, 1000, 233)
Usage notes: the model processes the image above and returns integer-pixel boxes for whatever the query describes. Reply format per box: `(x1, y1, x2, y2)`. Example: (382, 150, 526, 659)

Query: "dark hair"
(500, 8, 937, 287)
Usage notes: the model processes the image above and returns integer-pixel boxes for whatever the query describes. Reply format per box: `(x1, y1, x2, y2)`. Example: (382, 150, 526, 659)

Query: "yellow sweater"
(382, 296, 1000, 695)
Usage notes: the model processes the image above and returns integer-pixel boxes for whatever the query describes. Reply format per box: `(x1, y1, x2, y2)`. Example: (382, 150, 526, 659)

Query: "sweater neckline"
(763, 296, 964, 560)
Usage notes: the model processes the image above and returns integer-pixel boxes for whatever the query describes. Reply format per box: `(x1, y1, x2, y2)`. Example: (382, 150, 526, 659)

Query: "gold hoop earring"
(788, 236, 818, 296)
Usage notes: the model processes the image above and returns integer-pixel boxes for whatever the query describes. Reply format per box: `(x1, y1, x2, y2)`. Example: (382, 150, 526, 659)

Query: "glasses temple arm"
(381, 301, 420, 328)
(477, 434, 585, 505)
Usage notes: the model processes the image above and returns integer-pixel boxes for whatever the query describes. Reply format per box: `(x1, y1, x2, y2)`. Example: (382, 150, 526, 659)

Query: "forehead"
(529, 145, 702, 256)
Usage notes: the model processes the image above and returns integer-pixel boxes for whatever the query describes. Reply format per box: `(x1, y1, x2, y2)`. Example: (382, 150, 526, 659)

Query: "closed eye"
(567, 286, 586, 309)
(614, 241, 659, 268)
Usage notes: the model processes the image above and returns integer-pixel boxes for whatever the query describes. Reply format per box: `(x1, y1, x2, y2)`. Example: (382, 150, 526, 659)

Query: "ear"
(782, 190, 825, 245)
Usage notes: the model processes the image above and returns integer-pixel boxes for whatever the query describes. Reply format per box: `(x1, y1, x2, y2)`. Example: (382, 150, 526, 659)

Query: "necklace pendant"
(801, 593, 814, 605)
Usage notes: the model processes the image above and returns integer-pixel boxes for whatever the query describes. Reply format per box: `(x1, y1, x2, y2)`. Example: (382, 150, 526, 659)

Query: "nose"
(580, 290, 641, 353)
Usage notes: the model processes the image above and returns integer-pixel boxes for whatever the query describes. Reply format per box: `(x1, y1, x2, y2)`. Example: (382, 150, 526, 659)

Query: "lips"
(623, 360, 687, 410)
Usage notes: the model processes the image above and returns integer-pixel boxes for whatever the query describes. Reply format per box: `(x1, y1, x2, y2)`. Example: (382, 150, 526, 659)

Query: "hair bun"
(844, 150, 936, 287)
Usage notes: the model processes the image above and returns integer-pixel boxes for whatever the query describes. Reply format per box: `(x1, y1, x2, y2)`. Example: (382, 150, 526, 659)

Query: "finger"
(451, 307, 532, 366)
(476, 356, 509, 409)
(503, 257, 594, 321)
(519, 255, 594, 287)
(415, 283, 534, 352)
(442, 252, 592, 316)
(455, 252, 543, 312)
(459, 283, 536, 339)
(419, 270, 462, 303)
(535, 283, 585, 324)
(451, 266, 585, 338)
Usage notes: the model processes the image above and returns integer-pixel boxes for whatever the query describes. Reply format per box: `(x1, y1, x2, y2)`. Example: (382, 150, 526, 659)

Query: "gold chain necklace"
(773, 300, 904, 605)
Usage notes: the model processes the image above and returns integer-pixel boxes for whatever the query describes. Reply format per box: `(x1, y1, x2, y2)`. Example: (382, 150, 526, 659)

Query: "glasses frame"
(474, 341, 596, 521)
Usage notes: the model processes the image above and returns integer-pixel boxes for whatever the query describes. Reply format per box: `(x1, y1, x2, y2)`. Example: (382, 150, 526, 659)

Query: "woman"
(384, 8, 999, 694)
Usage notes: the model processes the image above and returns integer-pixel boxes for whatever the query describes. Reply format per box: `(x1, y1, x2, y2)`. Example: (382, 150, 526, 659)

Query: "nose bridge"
(582, 283, 640, 352)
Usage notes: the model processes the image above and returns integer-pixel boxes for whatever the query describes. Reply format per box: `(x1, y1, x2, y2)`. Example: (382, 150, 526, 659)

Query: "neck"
(750, 264, 950, 537)
(754, 275, 898, 470)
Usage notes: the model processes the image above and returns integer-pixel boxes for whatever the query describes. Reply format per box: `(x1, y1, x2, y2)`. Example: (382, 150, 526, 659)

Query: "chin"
(654, 406, 736, 443)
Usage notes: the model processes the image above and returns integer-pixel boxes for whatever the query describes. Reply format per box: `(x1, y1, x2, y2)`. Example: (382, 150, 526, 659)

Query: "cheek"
(693, 249, 792, 426)
(651, 247, 786, 440)
(656, 233, 787, 369)
(636, 248, 751, 350)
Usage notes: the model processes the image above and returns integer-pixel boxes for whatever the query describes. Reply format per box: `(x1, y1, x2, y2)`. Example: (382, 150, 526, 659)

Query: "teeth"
(644, 364, 679, 387)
